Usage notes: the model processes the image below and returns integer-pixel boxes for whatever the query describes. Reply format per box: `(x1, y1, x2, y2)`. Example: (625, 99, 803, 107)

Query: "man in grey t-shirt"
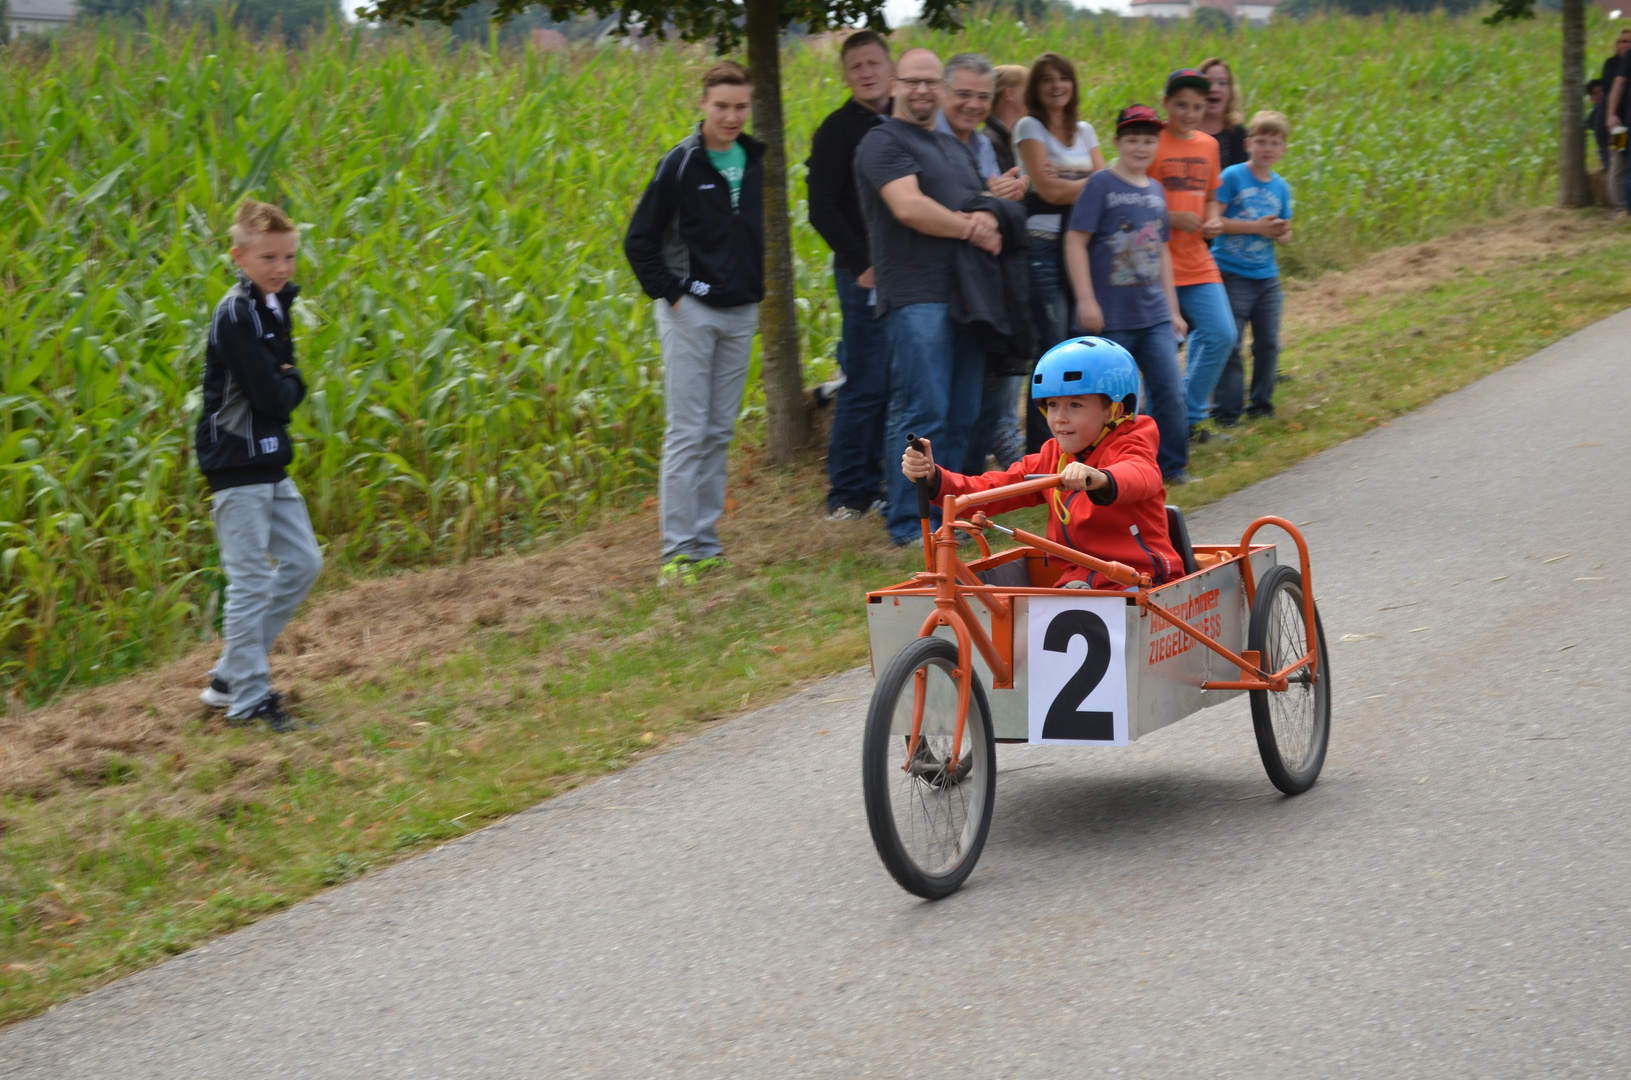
(854, 47, 1003, 546)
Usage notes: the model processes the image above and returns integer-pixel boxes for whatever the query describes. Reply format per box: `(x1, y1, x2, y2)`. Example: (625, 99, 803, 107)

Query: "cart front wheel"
(862, 636, 996, 899)
(1247, 563, 1331, 795)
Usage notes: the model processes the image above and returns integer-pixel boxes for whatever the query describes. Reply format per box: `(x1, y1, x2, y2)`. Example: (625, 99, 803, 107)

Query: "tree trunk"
(1559, 0, 1589, 208)
(743, 0, 809, 464)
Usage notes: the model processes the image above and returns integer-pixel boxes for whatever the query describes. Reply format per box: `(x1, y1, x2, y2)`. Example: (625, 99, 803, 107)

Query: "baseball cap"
(1115, 104, 1166, 133)
(1165, 68, 1211, 96)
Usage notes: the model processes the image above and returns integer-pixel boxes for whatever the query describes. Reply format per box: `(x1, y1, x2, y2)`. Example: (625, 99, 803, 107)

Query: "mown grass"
(0, 7, 1587, 699)
(3, 210, 1629, 1026)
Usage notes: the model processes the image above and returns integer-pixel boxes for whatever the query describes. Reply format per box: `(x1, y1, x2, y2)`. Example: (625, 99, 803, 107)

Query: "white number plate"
(1026, 596, 1130, 745)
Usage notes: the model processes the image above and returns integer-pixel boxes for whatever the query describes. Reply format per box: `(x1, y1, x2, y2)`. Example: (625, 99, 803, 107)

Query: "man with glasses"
(808, 31, 894, 522)
(855, 47, 1004, 547)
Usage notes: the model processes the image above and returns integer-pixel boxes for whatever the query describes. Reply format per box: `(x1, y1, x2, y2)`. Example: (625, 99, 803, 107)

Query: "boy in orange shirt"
(1151, 69, 1236, 447)
(900, 338, 1182, 588)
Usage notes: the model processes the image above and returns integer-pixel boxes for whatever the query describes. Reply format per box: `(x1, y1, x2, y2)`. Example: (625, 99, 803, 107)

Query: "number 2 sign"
(1026, 596, 1129, 745)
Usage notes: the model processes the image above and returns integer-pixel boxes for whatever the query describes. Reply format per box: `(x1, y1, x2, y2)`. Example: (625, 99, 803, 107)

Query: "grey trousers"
(655, 298, 757, 561)
(1612, 150, 1627, 212)
(210, 478, 323, 717)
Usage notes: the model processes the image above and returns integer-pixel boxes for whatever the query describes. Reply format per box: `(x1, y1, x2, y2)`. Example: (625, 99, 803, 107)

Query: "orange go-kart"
(862, 464, 1330, 899)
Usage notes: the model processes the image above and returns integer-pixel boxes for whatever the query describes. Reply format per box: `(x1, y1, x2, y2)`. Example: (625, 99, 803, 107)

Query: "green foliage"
(1190, 5, 1236, 32)
(0, 12, 1572, 701)
(74, 0, 342, 37)
(1281, 0, 1484, 17)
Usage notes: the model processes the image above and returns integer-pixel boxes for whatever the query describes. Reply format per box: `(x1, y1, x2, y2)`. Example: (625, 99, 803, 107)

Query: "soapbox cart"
(862, 473, 1330, 899)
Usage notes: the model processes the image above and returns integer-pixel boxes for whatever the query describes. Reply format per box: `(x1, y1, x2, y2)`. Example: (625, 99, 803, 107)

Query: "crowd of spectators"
(625, 35, 1301, 580)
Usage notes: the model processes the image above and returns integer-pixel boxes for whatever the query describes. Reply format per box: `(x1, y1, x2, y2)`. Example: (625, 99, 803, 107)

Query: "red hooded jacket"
(933, 416, 1182, 587)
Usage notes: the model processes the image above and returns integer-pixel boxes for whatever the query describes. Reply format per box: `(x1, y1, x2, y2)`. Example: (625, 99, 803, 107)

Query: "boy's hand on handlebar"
(1059, 462, 1108, 491)
(901, 438, 935, 480)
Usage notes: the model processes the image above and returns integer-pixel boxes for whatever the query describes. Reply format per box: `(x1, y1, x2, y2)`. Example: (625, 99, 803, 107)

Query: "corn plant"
(0, 9, 1568, 699)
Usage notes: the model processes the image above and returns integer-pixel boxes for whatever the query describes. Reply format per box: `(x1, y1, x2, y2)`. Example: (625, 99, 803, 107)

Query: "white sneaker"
(199, 676, 232, 709)
(825, 506, 864, 522)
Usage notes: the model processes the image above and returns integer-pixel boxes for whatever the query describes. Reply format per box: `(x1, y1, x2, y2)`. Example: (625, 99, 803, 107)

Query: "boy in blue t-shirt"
(1210, 110, 1294, 425)
(1064, 104, 1191, 484)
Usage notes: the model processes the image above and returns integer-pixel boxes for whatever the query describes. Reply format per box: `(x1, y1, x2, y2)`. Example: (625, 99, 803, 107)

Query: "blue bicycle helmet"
(1031, 337, 1139, 408)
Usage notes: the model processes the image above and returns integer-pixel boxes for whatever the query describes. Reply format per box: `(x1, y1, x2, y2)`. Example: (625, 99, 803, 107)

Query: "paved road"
(5, 313, 1630, 1078)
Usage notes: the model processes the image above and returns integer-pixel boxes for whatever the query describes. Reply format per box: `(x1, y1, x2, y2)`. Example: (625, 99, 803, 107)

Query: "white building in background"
(1128, 0, 1281, 25)
(6, 0, 76, 37)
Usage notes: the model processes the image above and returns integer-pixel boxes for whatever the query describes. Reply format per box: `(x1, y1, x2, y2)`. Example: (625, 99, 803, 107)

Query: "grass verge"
(3, 208, 1629, 1025)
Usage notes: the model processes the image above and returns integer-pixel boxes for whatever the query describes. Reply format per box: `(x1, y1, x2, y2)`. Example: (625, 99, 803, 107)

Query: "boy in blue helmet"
(901, 337, 1183, 587)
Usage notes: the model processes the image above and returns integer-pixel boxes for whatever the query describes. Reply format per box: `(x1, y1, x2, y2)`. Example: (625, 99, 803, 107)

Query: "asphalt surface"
(4, 311, 1629, 1078)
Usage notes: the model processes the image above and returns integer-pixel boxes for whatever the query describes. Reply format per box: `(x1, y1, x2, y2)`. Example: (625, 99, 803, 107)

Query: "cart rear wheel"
(1247, 563, 1331, 795)
(863, 636, 996, 899)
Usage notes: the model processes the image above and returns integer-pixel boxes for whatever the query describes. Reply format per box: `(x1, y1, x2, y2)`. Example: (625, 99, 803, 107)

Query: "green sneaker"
(658, 554, 697, 587)
(690, 556, 729, 576)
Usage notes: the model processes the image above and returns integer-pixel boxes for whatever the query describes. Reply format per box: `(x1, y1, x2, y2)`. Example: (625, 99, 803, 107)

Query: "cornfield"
(0, 10, 1564, 699)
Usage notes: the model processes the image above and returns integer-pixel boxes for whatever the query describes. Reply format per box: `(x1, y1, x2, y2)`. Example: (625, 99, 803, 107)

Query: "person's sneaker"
(658, 554, 697, 587)
(1245, 405, 1276, 420)
(867, 498, 887, 516)
(825, 506, 864, 522)
(811, 373, 846, 406)
(199, 675, 232, 710)
(690, 556, 728, 576)
(1163, 470, 1194, 486)
(1189, 423, 1234, 445)
(230, 691, 295, 733)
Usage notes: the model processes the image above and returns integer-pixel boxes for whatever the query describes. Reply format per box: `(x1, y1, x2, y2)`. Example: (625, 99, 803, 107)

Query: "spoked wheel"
(862, 636, 996, 899)
(1247, 563, 1331, 795)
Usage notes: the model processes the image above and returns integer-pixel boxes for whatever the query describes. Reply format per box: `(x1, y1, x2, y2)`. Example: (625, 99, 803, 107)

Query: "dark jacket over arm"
(950, 195, 1035, 371)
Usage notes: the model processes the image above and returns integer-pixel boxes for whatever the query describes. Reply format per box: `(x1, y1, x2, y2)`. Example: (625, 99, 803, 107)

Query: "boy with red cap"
(900, 337, 1182, 588)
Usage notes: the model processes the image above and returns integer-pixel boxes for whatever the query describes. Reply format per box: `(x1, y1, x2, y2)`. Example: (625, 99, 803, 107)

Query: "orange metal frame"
(887, 476, 1318, 770)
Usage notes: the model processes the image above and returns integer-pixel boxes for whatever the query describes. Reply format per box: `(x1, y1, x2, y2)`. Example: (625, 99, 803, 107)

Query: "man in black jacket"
(625, 61, 764, 585)
(806, 31, 893, 522)
(194, 200, 322, 731)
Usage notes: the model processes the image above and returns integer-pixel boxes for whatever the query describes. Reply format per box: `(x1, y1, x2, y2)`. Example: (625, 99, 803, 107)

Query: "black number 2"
(1041, 609, 1114, 741)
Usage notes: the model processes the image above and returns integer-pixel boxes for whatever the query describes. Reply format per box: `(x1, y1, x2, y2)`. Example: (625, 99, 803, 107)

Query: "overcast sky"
(883, 0, 1136, 25)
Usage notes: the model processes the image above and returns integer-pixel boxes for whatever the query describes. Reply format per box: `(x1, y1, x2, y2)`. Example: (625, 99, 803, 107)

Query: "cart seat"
(975, 558, 1033, 588)
(1166, 505, 1201, 577)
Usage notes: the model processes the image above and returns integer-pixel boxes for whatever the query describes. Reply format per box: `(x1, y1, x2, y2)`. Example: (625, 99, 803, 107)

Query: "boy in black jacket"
(194, 200, 322, 731)
(624, 61, 764, 586)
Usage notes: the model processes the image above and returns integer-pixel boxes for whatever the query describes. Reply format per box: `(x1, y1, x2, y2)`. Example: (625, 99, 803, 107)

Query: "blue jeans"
(883, 303, 986, 544)
(1213, 274, 1283, 424)
(1103, 322, 1188, 478)
(964, 374, 1025, 472)
(1176, 281, 1236, 428)
(825, 267, 892, 512)
(1025, 238, 1068, 453)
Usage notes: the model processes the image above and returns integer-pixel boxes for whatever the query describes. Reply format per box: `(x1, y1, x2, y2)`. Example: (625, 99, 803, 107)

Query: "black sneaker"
(231, 691, 295, 733)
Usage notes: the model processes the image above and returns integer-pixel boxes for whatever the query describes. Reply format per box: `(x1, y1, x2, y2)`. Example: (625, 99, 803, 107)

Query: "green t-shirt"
(708, 142, 746, 209)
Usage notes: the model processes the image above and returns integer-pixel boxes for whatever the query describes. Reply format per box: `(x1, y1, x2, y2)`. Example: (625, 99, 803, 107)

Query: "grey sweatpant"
(210, 478, 323, 717)
(655, 297, 758, 561)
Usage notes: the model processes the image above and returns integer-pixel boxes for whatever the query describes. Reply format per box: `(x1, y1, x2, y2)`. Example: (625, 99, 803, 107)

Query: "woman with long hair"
(1197, 56, 1249, 169)
(1014, 51, 1107, 452)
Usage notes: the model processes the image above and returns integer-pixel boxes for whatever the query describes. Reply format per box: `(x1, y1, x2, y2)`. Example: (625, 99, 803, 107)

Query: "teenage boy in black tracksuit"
(624, 60, 764, 585)
(194, 200, 322, 731)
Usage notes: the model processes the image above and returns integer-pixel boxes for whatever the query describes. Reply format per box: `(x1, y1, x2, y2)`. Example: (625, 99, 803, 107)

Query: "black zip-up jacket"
(194, 274, 307, 491)
(805, 98, 890, 274)
(624, 126, 765, 308)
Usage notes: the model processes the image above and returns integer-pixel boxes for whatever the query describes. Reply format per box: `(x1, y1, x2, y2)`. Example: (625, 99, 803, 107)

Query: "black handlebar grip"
(906, 433, 931, 520)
